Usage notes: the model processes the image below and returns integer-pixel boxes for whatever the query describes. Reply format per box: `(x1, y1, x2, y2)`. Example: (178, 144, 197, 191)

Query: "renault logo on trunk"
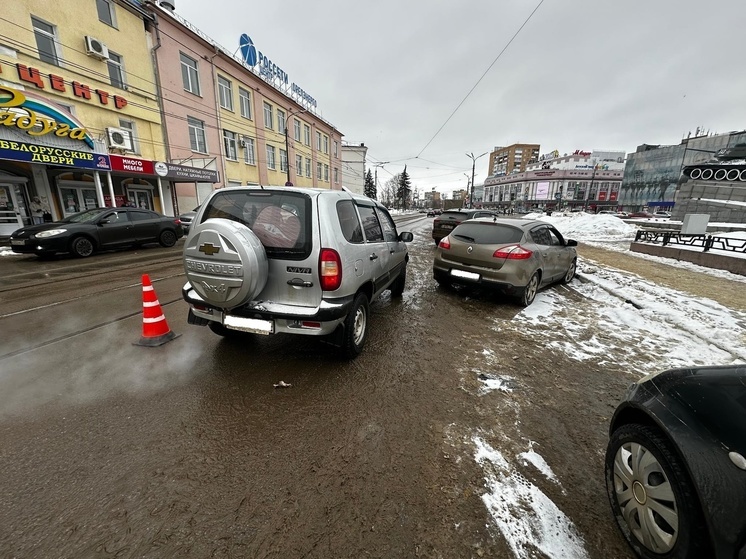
(199, 242, 221, 256)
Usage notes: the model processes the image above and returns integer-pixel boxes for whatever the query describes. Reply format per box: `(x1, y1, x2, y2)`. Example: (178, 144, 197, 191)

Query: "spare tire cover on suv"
(183, 218, 268, 309)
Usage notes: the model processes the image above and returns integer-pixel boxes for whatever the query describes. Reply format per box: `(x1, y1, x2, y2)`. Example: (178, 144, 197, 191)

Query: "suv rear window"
(201, 190, 312, 259)
(451, 222, 523, 245)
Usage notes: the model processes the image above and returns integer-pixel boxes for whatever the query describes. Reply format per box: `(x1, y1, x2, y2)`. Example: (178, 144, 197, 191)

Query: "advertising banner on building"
(0, 139, 110, 170)
(154, 161, 220, 183)
(536, 181, 549, 200)
(110, 154, 155, 175)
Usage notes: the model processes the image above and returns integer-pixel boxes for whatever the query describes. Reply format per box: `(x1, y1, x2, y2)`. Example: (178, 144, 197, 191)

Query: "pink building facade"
(149, 4, 343, 214)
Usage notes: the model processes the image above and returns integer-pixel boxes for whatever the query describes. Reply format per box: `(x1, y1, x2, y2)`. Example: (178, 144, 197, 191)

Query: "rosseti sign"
(239, 34, 317, 108)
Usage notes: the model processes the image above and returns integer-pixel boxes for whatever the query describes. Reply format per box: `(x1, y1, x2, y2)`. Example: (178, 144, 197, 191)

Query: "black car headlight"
(34, 228, 67, 239)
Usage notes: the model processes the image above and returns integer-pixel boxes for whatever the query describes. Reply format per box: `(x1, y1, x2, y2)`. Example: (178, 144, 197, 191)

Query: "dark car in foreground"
(432, 217, 577, 306)
(9, 207, 184, 258)
(431, 209, 498, 245)
(606, 365, 746, 559)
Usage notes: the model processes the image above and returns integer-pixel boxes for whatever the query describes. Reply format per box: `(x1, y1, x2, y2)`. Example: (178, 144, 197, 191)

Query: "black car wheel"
(159, 229, 177, 248)
(605, 424, 710, 559)
(340, 293, 369, 359)
(70, 236, 94, 258)
(517, 272, 539, 307)
(390, 266, 406, 297)
(562, 258, 577, 284)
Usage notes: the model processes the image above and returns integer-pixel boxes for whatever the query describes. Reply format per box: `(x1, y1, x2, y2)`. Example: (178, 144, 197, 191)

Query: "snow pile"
(524, 211, 637, 242)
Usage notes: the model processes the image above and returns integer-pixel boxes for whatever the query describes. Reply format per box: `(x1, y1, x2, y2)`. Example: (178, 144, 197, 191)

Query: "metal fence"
(634, 229, 746, 254)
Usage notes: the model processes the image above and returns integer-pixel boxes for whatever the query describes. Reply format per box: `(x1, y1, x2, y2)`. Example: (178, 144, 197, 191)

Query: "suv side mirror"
(566, 239, 578, 247)
(399, 232, 414, 242)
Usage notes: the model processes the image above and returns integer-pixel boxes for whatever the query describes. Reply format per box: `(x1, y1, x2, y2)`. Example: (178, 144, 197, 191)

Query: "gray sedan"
(432, 217, 577, 306)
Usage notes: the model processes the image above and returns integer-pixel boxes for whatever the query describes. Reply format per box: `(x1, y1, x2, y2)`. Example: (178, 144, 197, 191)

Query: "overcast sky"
(175, 0, 746, 196)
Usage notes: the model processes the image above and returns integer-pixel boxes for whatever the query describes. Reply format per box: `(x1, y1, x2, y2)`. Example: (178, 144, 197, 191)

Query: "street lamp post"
(466, 151, 488, 209)
(284, 108, 308, 186)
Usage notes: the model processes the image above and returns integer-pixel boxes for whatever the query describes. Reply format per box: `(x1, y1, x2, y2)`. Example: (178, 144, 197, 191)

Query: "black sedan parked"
(605, 365, 746, 559)
(9, 207, 184, 258)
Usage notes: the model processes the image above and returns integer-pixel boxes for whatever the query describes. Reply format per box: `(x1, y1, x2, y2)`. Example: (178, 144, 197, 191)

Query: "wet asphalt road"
(0, 218, 636, 559)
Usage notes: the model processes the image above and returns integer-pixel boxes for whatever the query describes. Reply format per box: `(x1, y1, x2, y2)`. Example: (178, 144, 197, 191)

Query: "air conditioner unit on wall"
(106, 127, 133, 151)
(85, 36, 109, 60)
(239, 136, 250, 148)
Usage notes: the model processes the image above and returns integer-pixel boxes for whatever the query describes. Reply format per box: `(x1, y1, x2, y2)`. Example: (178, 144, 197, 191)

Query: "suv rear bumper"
(183, 282, 353, 336)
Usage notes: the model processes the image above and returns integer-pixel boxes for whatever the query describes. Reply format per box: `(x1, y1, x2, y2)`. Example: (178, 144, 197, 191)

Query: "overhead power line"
(416, 0, 547, 158)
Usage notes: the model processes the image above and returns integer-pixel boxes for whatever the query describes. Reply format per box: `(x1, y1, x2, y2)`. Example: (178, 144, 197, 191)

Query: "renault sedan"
(432, 217, 577, 306)
(9, 207, 183, 258)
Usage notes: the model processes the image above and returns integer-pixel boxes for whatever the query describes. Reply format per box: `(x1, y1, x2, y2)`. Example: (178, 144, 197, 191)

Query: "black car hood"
(11, 222, 71, 237)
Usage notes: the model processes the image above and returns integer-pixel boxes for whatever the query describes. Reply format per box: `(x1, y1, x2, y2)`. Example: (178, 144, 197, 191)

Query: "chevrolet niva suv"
(182, 187, 413, 359)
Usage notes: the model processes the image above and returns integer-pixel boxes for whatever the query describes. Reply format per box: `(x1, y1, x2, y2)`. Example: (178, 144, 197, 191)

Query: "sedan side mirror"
(566, 239, 578, 247)
(399, 232, 414, 242)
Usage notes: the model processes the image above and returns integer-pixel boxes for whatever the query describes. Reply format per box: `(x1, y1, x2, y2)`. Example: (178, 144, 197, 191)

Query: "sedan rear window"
(451, 222, 523, 244)
(440, 211, 468, 220)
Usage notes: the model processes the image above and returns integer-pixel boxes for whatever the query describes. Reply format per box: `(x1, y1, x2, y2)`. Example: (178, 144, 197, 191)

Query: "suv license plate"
(451, 269, 480, 281)
(224, 315, 274, 335)
(441, 224, 454, 229)
(10, 239, 25, 246)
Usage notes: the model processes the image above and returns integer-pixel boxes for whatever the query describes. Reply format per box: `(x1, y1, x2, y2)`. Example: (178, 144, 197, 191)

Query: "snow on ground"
(474, 437, 588, 559)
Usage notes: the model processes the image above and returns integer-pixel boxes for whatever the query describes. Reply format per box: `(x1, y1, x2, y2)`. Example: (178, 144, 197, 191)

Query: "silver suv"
(182, 187, 413, 358)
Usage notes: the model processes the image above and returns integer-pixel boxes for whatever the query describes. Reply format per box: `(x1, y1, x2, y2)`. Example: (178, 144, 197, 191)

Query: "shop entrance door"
(59, 186, 99, 218)
(0, 183, 24, 236)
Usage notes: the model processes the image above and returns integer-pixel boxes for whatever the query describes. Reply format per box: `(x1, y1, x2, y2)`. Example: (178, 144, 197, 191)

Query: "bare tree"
(381, 173, 400, 208)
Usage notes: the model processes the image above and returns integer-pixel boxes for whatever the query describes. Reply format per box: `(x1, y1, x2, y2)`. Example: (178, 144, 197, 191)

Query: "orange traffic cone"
(134, 274, 180, 346)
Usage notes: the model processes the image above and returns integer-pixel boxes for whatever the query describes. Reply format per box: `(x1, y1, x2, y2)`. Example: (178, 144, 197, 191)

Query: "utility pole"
(372, 162, 388, 204)
(466, 151, 488, 208)
(284, 108, 308, 186)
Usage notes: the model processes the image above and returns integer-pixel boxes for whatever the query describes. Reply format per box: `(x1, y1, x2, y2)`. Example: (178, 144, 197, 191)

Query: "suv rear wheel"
(340, 293, 369, 359)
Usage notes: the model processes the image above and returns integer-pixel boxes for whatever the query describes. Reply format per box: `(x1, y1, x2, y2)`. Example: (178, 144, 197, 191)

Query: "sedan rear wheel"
(518, 272, 539, 307)
(70, 236, 94, 258)
(605, 424, 709, 559)
(159, 229, 177, 248)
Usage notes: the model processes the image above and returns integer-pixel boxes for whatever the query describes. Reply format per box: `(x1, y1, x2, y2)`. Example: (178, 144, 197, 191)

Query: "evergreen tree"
(364, 169, 376, 199)
(397, 166, 412, 210)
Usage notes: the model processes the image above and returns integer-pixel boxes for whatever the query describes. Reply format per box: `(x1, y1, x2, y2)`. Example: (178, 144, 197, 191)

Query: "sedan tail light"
(438, 236, 450, 249)
(493, 244, 533, 259)
(319, 248, 342, 291)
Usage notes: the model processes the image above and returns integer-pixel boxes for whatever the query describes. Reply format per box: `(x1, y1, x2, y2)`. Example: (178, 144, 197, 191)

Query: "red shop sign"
(109, 154, 155, 175)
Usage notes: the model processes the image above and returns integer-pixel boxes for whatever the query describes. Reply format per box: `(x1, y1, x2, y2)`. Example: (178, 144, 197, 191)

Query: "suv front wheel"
(340, 293, 369, 359)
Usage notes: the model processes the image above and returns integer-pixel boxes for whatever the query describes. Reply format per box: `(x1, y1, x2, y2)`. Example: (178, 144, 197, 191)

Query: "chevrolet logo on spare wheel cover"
(183, 219, 268, 307)
(199, 242, 220, 256)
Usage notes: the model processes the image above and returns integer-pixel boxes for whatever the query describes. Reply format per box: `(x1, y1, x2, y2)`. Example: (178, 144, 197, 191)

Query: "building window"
(263, 102, 273, 130)
(188, 116, 207, 153)
(31, 16, 60, 66)
(316, 162, 322, 180)
(107, 51, 125, 89)
(218, 76, 233, 111)
(266, 145, 276, 170)
(277, 109, 286, 134)
(294, 119, 301, 142)
(323, 135, 329, 154)
(316, 131, 322, 151)
(334, 167, 339, 184)
(304, 124, 310, 146)
(296, 154, 302, 176)
(96, 0, 116, 27)
(239, 87, 252, 119)
(333, 141, 338, 158)
(180, 53, 200, 95)
(324, 164, 329, 182)
(280, 149, 288, 172)
(305, 157, 311, 178)
(243, 137, 256, 165)
(223, 130, 237, 160)
(118, 119, 138, 153)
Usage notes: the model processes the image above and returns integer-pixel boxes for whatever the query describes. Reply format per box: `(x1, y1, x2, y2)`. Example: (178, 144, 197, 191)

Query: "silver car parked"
(432, 217, 577, 306)
(182, 187, 413, 358)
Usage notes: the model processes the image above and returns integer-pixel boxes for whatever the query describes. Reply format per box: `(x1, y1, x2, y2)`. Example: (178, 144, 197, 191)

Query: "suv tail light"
(319, 248, 342, 291)
(493, 244, 533, 259)
(438, 236, 451, 249)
